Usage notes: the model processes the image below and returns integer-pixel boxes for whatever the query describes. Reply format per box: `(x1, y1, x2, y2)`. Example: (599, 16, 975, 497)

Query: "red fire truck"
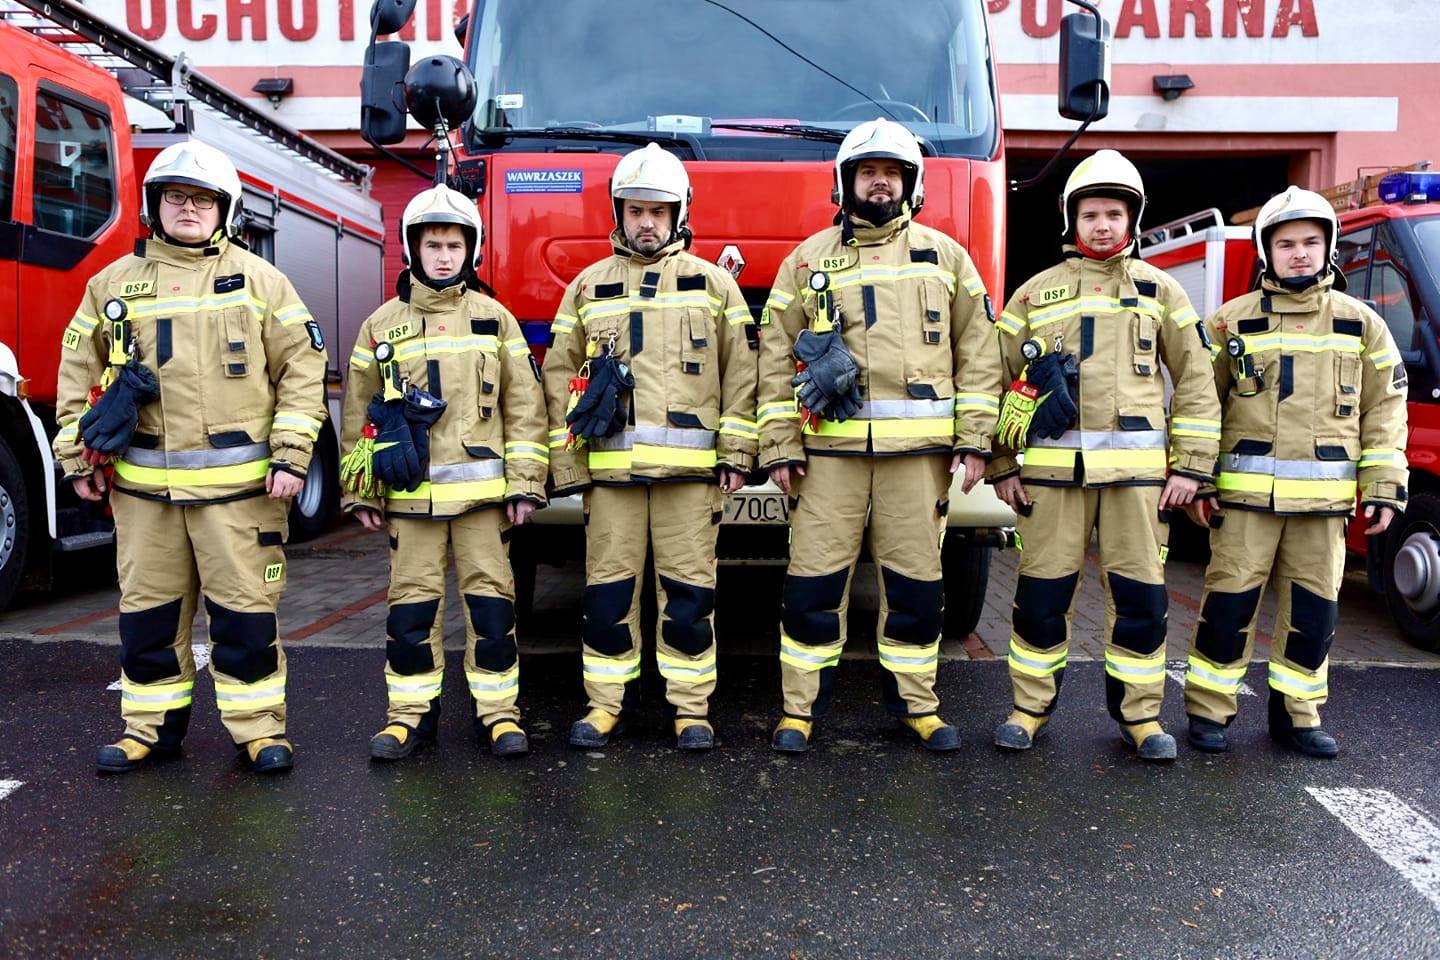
(1143, 168, 1440, 651)
(361, 0, 1112, 632)
(0, 0, 386, 610)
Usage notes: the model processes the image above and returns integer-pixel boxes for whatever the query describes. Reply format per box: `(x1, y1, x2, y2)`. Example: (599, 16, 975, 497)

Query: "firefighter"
(340, 184, 547, 760)
(989, 150, 1222, 761)
(54, 140, 327, 775)
(1182, 187, 1408, 758)
(756, 118, 1003, 754)
(543, 143, 758, 752)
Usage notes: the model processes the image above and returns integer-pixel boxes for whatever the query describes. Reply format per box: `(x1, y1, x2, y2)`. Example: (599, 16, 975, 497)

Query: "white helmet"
(1253, 185, 1338, 272)
(401, 183, 484, 268)
(832, 118, 925, 214)
(142, 139, 243, 240)
(611, 142, 691, 238)
(1060, 149, 1146, 237)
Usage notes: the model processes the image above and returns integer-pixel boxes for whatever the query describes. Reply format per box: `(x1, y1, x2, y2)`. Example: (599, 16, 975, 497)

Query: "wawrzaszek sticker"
(505, 169, 583, 194)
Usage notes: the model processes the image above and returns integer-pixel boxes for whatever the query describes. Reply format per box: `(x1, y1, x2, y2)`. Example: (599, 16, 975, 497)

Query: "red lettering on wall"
(988, 0, 1009, 12)
(176, 0, 216, 40)
(1115, 0, 1161, 39)
(1021, 0, 1063, 38)
(227, 0, 268, 41)
(278, 0, 318, 41)
(1170, 0, 1213, 37)
(125, 0, 165, 41)
(1272, 0, 1318, 37)
(340, 0, 356, 41)
(1222, 0, 1266, 37)
(424, 0, 440, 40)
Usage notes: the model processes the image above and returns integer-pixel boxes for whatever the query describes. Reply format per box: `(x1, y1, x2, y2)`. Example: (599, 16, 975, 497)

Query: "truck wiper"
(476, 126, 706, 159)
(709, 122, 847, 142)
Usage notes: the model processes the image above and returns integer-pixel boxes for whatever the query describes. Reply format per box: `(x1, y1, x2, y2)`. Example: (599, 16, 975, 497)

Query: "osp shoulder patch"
(381, 318, 418, 343)
(1033, 283, 1073, 305)
(816, 252, 857, 273)
(304, 320, 325, 352)
(263, 562, 284, 583)
(115, 279, 155, 299)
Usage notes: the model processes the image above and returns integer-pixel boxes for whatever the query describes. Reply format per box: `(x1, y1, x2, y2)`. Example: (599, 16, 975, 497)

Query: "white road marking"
(1306, 787, 1440, 913)
(105, 644, 208, 691)
(1166, 663, 1255, 696)
(106, 679, 121, 691)
(0, 780, 22, 801)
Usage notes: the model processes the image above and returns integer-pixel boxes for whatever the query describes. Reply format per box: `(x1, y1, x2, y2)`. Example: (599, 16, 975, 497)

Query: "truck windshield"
(464, 0, 997, 159)
(1415, 216, 1440, 282)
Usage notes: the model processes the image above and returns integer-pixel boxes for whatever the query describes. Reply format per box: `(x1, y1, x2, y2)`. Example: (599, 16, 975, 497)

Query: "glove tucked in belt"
(368, 393, 423, 492)
(401, 385, 447, 476)
(791, 328, 862, 423)
(566, 352, 634, 441)
(79, 360, 160, 457)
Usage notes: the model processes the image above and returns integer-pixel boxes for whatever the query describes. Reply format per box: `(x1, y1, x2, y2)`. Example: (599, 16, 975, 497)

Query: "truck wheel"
(0, 437, 31, 612)
(1383, 492, 1440, 652)
(942, 539, 991, 637)
(289, 428, 340, 543)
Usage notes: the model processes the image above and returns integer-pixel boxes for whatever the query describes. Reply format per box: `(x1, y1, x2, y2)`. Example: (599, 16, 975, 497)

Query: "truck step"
(55, 531, 115, 552)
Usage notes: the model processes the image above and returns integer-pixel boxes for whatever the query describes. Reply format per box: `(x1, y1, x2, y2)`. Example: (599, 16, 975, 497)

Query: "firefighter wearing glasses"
(1182, 187, 1408, 759)
(989, 150, 1221, 761)
(757, 118, 1003, 754)
(543, 143, 759, 752)
(340, 184, 548, 761)
(54, 140, 327, 775)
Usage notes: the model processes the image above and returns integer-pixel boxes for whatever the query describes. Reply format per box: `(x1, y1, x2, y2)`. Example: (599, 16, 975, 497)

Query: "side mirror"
(360, 41, 411, 145)
(370, 0, 417, 37)
(404, 55, 479, 131)
(454, 14, 470, 47)
(1058, 9, 1111, 121)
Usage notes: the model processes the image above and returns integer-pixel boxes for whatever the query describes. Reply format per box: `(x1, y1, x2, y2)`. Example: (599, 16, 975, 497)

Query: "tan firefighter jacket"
(756, 212, 1001, 465)
(543, 230, 759, 495)
(341, 278, 548, 518)
(1206, 273, 1408, 515)
(987, 243, 1221, 487)
(53, 237, 327, 504)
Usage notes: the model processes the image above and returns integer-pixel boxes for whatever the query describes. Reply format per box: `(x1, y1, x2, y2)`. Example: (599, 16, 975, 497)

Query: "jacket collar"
(1259, 271, 1336, 312)
(406, 275, 468, 313)
(843, 211, 910, 247)
(1063, 240, 1138, 276)
(610, 228, 685, 265)
(139, 236, 228, 268)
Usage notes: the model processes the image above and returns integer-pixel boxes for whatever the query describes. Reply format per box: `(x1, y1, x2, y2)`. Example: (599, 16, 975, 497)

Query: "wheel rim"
(0, 482, 13, 570)
(1392, 523, 1440, 616)
(296, 457, 324, 517)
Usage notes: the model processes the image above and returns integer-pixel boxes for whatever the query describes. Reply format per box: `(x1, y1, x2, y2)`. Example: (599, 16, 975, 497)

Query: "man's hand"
(1159, 474, 1201, 511)
(507, 499, 537, 525)
(267, 469, 304, 500)
(1364, 503, 1396, 535)
(354, 507, 385, 532)
(994, 475, 1030, 512)
(1184, 496, 1219, 529)
(950, 452, 986, 494)
(770, 462, 806, 495)
(71, 472, 107, 502)
(719, 467, 746, 495)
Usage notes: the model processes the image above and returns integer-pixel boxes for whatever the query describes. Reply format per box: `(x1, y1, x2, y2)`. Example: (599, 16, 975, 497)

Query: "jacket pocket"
(1334, 353, 1361, 417)
(257, 518, 289, 595)
(221, 308, 251, 378)
(680, 308, 710, 375)
(475, 349, 496, 420)
(667, 404, 717, 432)
(1132, 316, 1158, 377)
(919, 280, 947, 346)
(1315, 436, 1360, 461)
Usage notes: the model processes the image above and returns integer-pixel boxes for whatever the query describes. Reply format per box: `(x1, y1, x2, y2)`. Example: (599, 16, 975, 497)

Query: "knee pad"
(1284, 582, 1337, 670)
(118, 597, 184, 682)
(658, 575, 715, 656)
(1194, 586, 1262, 664)
(465, 594, 517, 671)
(582, 577, 636, 656)
(780, 568, 849, 646)
(1107, 572, 1168, 656)
(879, 566, 944, 645)
(204, 598, 278, 683)
(1013, 572, 1079, 650)
(385, 598, 441, 675)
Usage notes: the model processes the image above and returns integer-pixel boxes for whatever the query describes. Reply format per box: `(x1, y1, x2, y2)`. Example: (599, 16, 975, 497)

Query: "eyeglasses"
(160, 189, 219, 210)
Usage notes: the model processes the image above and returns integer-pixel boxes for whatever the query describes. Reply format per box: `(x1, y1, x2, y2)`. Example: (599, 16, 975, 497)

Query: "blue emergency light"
(1378, 171, 1440, 205)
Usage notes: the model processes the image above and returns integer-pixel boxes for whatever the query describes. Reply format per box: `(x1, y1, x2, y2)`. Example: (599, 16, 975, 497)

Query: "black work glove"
(791, 328, 861, 418)
(368, 393, 423, 492)
(79, 360, 160, 456)
(1026, 352, 1079, 442)
(402, 385, 448, 475)
(566, 353, 634, 440)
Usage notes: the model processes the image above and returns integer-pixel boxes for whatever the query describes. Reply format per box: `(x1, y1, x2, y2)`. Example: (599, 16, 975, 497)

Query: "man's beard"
(626, 228, 669, 254)
(852, 195, 902, 225)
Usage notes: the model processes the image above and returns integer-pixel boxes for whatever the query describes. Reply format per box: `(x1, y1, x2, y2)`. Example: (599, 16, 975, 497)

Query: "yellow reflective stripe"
(56, 422, 78, 443)
(1021, 447, 1077, 467)
(1104, 650, 1166, 683)
(802, 263, 957, 296)
(1273, 477, 1357, 501)
(505, 337, 531, 357)
(394, 335, 497, 360)
(877, 640, 940, 674)
(350, 343, 375, 369)
(1170, 305, 1200, 328)
(1185, 656, 1246, 695)
(113, 457, 271, 488)
(119, 677, 194, 709)
(1217, 471, 1272, 493)
(274, 303, 314, 327)
(214, 674, 286, 711)
(582, 653, 642, 683)
(548, 428, 570, 450)
(1240, 332, 1362, 354)
(505, 440, 550, 464)
(766, 289, 795, 311)
(1358, 448, 1406, 469)
(122, 291, 266, 320)
(588, 450, 632, 470)
(632, 443, 717, 468)
(553, 313, 578, 335)
(72, 311, 99, 332)
(724, 305, 753, 326)
(1209, 342, 1224, 361)
(387, 669, 444, 703)
(805, 417, 954, 440)
(466, 666, 520, 701)
(656, 650, 718, 683)
(1171, 417, 1222, 439)
(962, 276, 986, 297)
(955, 392, 1000, 412)
(998, 311, 1026, 336)
(1007, 637, 1067, 677)
(1029, 295, 1164, 329)
(719, 417, 759, 439)
(1268, 660, 1328, 700)
(779, 634, 844, 671)
(273, 411, 323, 441)
(758, 401, 799, 425)
(1368, 347, 1400, 370)
(387, 478, 508, 502)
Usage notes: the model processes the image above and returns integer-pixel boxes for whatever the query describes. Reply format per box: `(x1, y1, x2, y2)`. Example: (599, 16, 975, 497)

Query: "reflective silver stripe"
(121, 688, 193, 704)
(779, 642, 840, 666)
(1187, 661, 1242, 692)
(1028, 429, 1167, 450)
(1269, 666, 1327, 694)
(591, 430, 634, 452)
(878, 649, 939, 666)
(582, 659, 641, 676)
(633, 425, 717, 449)
(122, 442, 271, 469)
(429, 459, 506, 482)
(1009, 649, 1066, 672)
(215, 686, 283, 703)
(1105, 657, 1165, 679)
(1221, 454, 1357, 480)
(467, 675, 519, 693)
(855, 398, 953, 419)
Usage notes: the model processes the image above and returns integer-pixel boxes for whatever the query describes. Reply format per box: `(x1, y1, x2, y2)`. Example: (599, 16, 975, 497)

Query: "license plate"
(722, 491, 789, 525)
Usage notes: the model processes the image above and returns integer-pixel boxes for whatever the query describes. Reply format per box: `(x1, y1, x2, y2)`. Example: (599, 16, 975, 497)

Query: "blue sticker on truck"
(505, 169, 583, 194)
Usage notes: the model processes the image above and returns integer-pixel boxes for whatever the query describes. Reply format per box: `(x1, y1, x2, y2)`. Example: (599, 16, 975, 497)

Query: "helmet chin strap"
(1274, 267, 1327, 291)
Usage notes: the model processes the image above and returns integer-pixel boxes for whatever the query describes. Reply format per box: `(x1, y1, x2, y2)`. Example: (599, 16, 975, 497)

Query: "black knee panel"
(780, 568, 850, 646)
(204, 598, 278, 683)
(118, 598, 184, 682)
(658, 575, 715, 656)
(465, 594, 517, 671)
(1194, 586, 1262, 664)
(880, 566, 944, 645)
(1108, 572, 1169, 656)
(1013, 573, 1079, 650)
(1284, 582, 1337, 670)
(582, 577, 636, 655)
(385, 598, 440, 674)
